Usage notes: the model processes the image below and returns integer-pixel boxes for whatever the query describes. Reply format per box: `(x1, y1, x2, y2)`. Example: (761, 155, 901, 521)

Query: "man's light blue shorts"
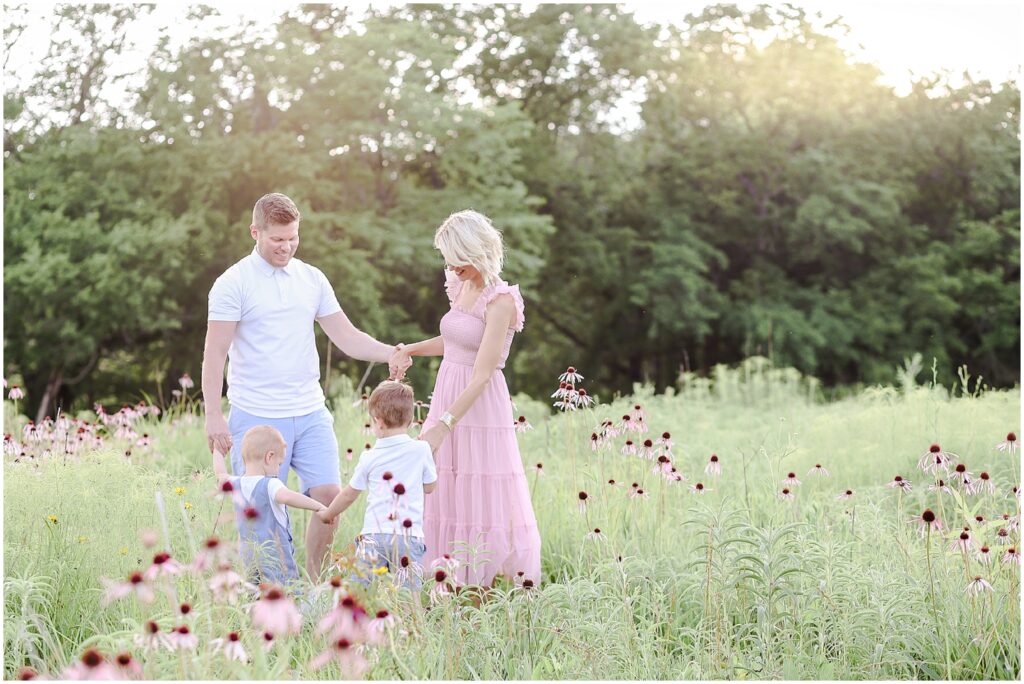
(228, 405, 340, 495)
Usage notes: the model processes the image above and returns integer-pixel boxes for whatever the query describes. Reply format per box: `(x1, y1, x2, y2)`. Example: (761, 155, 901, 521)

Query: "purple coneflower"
(1002, 547, 1020, 565)
(577, 491, 589, 514)
(705, 454, 721, 476)
(370, 609, 398, 632)
(919, 443, 956, 474)
(913, 508, 943, 537)
(113, 652, 143, 680)
(656, 431, 673, 450)
(515, 416, 533, 432)
(8, 385, 24, 401)
(974, 471, 995, 495)
(807, 463, 830, 477)
(996, 432, 1018, 455)
(61, 649, 119, 680)
(629, 486, 649, 500)
(689, 482, 710, 495)
(533, 462, 545, 476)
(782, 472, 801, 487)
(134, 620, 170, 652)
(144, 552, 183, 581)
(101, 571, 155, 606)
(995, 527, 1012, 545)
(310, 636, 369, 677)
(975, 546, 993, 564)
(209, 631, 248, 662)
(209, 562, 253, 604)
(888, 475, 912, 491)
(965, 575, 993, 596)
(559, 366, 585, 384)
(949, 530, 973, 553)
(251, 586, 302, 636)
(178, 373, 194, 390)
(167, 625, 199, 651)
(779, 488, 795, 502)
(590, 433, 601, 451)
(836, 489, 854, 501)
(587, 527, 606, 541)
(928, 479, 953, 495)
(621, 440, 637, 456)
(951, 462, 972, 484)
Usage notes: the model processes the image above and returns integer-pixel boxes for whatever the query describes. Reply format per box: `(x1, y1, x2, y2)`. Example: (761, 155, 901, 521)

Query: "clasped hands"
(388, 342, 413, 380)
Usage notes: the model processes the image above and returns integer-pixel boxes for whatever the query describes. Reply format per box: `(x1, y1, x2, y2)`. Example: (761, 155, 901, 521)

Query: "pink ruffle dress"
(421, 270, 542, 586)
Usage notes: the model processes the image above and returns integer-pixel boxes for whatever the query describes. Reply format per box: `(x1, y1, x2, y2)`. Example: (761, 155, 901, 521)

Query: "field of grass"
(4, 361, 1021, 679)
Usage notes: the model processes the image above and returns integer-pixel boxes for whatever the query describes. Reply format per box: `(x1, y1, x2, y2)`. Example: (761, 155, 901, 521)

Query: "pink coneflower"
(3, 434, 21, 457)
(260, 631, 276, 652)
(779, 488, 795, 502)
(351, 393, 369, 408)
(629, 486, 649, 500)
(61, 648, 119, 680)
(101, 571, 155, 606)
(576, 388, 595, 408)
(362, 422, 372, 436)
(705, 454, 721, 476)
(345, 447, 354, 461)
(919, 443, 956, 474)
(782, 472, 801, 487)
(515, 416, 533, 432)
(1002, 547, 1020, 565)
(836, 489, 854, 501)
(913, 508, 944, 537)
(370, 608, 398, 633)
(550, 381, 568, 400)
(113, 652, 143, 680)
(620, 414, 640, 433)
(607, 478, 622, 487)
(135, 434, 151, 448)
(587, 527, 606, 541)
(965, 575, 994, 596)
(630, 404, 647, 422)
(807, 463, 830, 477)
(209, 562, 252, 604)
(621, 440, 637, 456)
(8, 385, 24, 400)
(143, 552, 182, 581)
(590, 433, 601, 451)
(430, 569, 458, 603)
(317, 594, 372, 642)
(888, 475, 912, 491)
(431, 553, 461, 573)
(951, 462, 972, 485)
(17, 667, 37, 680)
(577, 491, 589, 514)
(251, 586, 302, 636)
(192, 536, 232, 572)
(928, 479, 953, 495)
(689, 482, 710, 495)
(533, 462, 544, 476)
(639, 439, 655, 460)
(1002, 513, 1020, 532)
(209, 632, 248, 662)
(950, 530, 974, 553)
(995, 527, 1012, 545)
(310, 636, 369, 677)
(975, 546, 993, 564)
(178, 373, 194, 390)
(653, 454, 673, 476)
(167, 625, 198, 651)
(134, 620, 170, 652)
(656, 432, 673, 450)
(973, 471, 995, 495)
(996, 432, 1018, 455)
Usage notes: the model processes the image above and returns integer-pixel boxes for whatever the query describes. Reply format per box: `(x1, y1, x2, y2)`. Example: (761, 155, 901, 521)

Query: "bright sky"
(4, 0, 1021, 100)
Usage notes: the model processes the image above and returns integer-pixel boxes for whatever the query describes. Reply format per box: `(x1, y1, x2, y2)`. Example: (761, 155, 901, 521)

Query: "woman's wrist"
(439, 411, 457, 430)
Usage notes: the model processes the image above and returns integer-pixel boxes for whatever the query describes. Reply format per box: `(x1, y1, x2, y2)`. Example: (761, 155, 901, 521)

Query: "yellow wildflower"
(77, 535, 88, 543)
(184, 502, 193, 510)
(173, 486, 186, 496)
(119, 547, 129, 555)
(46, 515, 58, 524)
(372, 565, 389, 575)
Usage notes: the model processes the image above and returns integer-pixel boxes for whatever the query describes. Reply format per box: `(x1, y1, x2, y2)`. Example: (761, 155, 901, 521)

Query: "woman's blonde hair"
(433, 210, 504, 285)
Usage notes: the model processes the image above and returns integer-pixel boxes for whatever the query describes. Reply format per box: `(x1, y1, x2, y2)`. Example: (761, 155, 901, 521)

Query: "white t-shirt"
(208, 248, 342, 417)
(350, 434, 437, 538)
(238, 476, 288, 528)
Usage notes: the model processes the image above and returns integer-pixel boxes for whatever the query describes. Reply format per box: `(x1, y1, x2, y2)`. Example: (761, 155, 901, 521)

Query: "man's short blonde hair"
(368, 380, 415, 429)
(241, 425, 286, 464)
(252, 193, 301, 231)
(434, 209, 505, 285)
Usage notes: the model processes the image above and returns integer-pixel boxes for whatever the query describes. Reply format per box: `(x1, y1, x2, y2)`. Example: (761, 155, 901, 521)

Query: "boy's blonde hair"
(433, 209, 504, 285)
(368, 380, 415, 429)
(241, 425, 286, 464)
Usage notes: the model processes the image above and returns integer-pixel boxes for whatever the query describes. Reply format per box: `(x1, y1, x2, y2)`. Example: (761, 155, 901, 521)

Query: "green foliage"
(2, 3, 1019, 415)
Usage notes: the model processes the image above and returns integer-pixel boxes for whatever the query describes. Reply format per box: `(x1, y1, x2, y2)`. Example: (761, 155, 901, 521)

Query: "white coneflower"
(888, 475, 912, 491)
(209, 632, 249, 662)
(965, 576, 993, 596)
(779, 488, 795, 502)
(807, 463, 830, 477)
(919, 443, 956, 474)
(587, 527, 606, 541)
(559, 366, 584, 384)
(836, 489, 854, 501)
(782, 472, 801, 487)
(949, 530, 973, 553)
(996, 432, 1018, 455)
(705, 454, 721, 476)
(975, 546, 994, 564)
(515, 416, 533, 432)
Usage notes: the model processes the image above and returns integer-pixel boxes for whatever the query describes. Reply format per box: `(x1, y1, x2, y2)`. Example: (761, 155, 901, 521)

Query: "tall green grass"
(4, 363, 1020, 679)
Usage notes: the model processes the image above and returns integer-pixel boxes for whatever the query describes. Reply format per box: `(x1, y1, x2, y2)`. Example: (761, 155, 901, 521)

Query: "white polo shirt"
(208, 248, 342, 417)
(350, 434, 437, 538)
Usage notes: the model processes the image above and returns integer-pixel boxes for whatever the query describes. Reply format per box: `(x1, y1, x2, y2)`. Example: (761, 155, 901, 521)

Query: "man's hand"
(388, 343, 413, 380)
(206, 414, 232, 454)
(316, 508, 336, 525)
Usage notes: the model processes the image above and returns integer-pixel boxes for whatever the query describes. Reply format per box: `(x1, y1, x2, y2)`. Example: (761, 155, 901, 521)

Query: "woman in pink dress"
(394, 210, 541, 588)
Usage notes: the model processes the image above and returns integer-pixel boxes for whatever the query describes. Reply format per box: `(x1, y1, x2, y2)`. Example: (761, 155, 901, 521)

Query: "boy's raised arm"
(275, 487, 329, 514)
(317, 486, 362, 524)
(212, 449, 231, 481)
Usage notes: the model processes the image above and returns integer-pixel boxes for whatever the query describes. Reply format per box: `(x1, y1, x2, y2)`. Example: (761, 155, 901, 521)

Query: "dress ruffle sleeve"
(477, 281, 525, 332)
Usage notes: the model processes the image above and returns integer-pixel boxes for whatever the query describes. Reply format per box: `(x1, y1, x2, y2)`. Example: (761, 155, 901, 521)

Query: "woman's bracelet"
(440, 411, 457, 431)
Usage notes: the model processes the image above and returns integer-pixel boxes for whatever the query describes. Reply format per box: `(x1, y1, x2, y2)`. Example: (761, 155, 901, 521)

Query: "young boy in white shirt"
(317, 380, 437, 588)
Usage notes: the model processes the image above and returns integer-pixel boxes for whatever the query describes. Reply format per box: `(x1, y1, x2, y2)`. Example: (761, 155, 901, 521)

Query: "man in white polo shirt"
(202, 192, 410, 581)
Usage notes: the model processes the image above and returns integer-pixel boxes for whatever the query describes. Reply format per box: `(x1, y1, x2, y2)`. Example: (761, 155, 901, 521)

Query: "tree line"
(4, 3, 1020, 421)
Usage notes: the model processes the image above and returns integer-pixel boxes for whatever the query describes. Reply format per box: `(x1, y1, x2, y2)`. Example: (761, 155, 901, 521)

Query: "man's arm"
(317, 310, 397, 364)
(202, 321, 237, 454)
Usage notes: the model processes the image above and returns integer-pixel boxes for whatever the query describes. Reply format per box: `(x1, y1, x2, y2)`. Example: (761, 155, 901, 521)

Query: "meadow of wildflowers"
(3, 360, 1020, 680)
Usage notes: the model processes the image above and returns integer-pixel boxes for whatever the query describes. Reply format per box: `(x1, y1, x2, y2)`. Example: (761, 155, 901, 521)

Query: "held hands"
(388, 343, 413, 380)
(316, 507, 336, 525)
(418, 423, 450, 455)
(206, 414, 232, 454)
